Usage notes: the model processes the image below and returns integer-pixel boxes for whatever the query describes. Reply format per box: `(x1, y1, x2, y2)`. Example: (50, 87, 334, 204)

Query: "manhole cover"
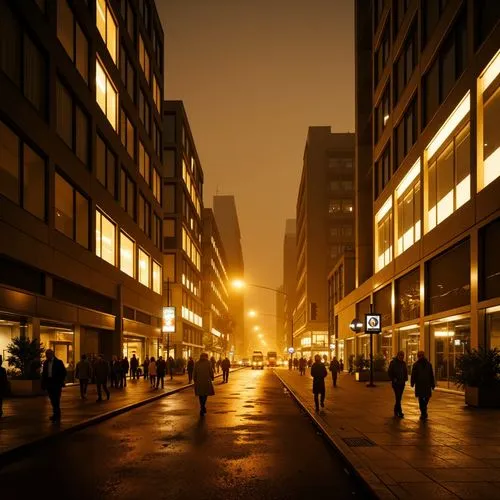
(342, 437, 376, 447)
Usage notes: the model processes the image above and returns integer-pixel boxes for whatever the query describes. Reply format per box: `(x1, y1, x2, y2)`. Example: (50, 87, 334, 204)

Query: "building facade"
(294, 128, 355, 359)
(275, 285, 286, 355)
(213, 195, 245, 356)
(334, 0, 500, 390)
(201, 208, 232, 360)
(0, 0, 165, 378)
(162, 100, 204, 360)
(282, 218, 296, 355)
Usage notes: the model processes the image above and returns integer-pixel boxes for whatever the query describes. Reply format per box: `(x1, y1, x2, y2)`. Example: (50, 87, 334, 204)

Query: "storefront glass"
(486, 309, 500, 349)
(40, 324, 75, 382)
(397, 325, 420, 372)
(381, 331, 392, 360)
(123, 335, 145, 363)
(0, 317, 31, 368)
(430, 315, 470, 389)
(359, 335, 370, 359)
(337, 340, 345, 367)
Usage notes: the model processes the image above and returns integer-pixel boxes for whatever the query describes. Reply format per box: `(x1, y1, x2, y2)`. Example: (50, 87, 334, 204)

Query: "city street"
(0, 369, 364, 499)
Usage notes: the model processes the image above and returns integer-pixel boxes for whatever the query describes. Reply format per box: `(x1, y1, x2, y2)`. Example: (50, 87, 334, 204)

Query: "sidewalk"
(276, 368, 500, 500)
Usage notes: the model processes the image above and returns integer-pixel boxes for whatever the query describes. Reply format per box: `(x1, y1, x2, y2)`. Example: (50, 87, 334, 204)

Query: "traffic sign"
(288, 347, 295, 354)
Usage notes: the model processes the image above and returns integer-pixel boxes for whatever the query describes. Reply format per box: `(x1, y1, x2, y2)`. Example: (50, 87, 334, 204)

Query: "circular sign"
(349, 318, 363, 333)
(288, 347, 295, 354)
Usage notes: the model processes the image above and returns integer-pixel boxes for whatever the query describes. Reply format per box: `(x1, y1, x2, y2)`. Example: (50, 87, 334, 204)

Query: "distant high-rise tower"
(213, 195, 245, 356)
(282, 219, 297, 352)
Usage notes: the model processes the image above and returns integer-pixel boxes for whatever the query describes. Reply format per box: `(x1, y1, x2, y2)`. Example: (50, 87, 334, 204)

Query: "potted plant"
(7, 337, 45, 396)
(455, 347, 500, 408)
(354, 354, 368, 381)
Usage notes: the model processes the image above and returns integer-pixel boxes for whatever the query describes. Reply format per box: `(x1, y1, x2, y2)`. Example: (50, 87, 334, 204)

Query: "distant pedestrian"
(75, 354, 92, 399)
(94, 354, 110, 402)
(288, 358, 292, 370)
(156, 356, 166, 389)
(293, 358, 298, 370)
(329, 356, 341, 388)
(348, 355, 354, 374)
(216, 358, 221, 374)
(311, 354, 327, 412)
(210, 356, 216, 374)
(41, 349, 67, 422)
(187, 356, 195, 383)
(194, 353, 215, 416)
(299, 357, 306, 376)
(388, 351, 408, 418)
(307, 357, 313, 369)
(0, 355, 7, 417)
(143, 356, 149, 380)
(130, 354, 139, 379)
(221, 356, 231, 383)
(411, 351, 435, 421)
(110, 356, 119, 388)
(323, 355, 328, 365)
(168, 356, 175, 380)
(148, 357, 157, 388)
(339, 359, 344, 372)
(121, 357, 129, 387)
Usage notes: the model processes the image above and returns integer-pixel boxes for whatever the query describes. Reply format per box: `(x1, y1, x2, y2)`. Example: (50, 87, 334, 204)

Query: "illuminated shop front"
(396, 324, 420, 372)
(123, 335, 145, 363)
(40, 323, 75, 381)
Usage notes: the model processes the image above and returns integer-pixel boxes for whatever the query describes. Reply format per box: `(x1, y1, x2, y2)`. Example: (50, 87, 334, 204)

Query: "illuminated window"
(342, 200, 353, 213)
(138, 248, 150, 287)
(96, 59, 117, 130)
(478, 50, 500, 190)
(152, 260, 161, 294)
(376, 197, 393, 271)
(96, 208, 116, 265)
(152, 169, 161, 203)
(120, 231, 134, 277)
(96, 0, 117, 64)
(138, 34, 150, 83)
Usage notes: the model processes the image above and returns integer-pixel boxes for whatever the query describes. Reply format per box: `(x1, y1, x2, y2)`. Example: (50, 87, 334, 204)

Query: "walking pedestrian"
(311, 354, 327, 412)
(148, 357, 157, 388)
(0, 355, 7, 417)
(348, 355, 354, 374)
(221, 356, 231, 383)
(210, 355, 216, 374)
(194, 353, 215, 416)
(339, 359, 344, 372)
(156, 356, 166, 389)
(293, 357, 298, 370)
(143, 356, 149, 380)
(187, 356, 195, 383)
(288, 358, 292, 370)
(307, 357, 313, 370)
(411, 351, 435, 421)
(299, 357, 306, 376)
(168, 356, 175, 380)
(329, 356, 341, 388)
(388, 351, 408, 417)
(41, 349, 67, 422)
(94, 354, 110, 402)
(110, 356, 119, 388)
(130, 354, 139, 380)
(121, 356, 129, 387)
(216, 358, 221, 374)
(75, 354, 92, 399)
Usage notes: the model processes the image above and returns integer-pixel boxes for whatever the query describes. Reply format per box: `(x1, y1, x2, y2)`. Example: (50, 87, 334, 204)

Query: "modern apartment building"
(294, 128, 355, 359)
(282, 218, 296, 354)
(201, 208, 232, 359)
(162, 100, 204, 360)
(213, 195, 245, 356)
(334, 0, 500, 389)
(0, 0, 165, 378)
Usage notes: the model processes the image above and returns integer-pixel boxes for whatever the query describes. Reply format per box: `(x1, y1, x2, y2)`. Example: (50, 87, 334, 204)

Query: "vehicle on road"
(252, 351, 264, 369)
(267, 351, 277, 367)
(238, 358, 251, 367)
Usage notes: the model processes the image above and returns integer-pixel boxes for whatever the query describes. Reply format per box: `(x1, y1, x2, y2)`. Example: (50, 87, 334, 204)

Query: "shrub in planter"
(7, 337, 45, 396)
(354, 354, 367, 372)
(373, 353, 387, 372)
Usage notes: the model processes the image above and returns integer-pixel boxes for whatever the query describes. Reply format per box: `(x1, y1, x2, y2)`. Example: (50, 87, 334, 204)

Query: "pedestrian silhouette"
(388, 351, 408, 417)
(411, 351, 435, 420)
(329, 356, 340, 387)
(194, 352, 215, 416)
(311, 354, 327, 412)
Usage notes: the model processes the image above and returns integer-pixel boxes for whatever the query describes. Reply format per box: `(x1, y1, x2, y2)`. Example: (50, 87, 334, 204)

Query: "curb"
(0, 367, 246, 469)
(274, 371, 396, 500)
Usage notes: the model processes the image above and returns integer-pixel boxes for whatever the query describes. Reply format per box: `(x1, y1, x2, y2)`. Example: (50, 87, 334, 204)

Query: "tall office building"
(294, 127, 355, 359)
(282, 219, 296, 354)
(0, 0, 165, 377)
(201, 208, 232, 359)
(275, 285, 285, 355)
(333, 0, 500, 390)
(162, 100, 204, 360)
(213, 195, 244, 356)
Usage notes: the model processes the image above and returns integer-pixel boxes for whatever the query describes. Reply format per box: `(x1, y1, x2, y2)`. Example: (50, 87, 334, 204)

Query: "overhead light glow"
(480, 49, 500, 92)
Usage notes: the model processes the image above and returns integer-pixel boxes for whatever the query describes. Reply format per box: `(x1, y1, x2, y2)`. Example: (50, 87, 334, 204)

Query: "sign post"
(364, 307, 381, 388)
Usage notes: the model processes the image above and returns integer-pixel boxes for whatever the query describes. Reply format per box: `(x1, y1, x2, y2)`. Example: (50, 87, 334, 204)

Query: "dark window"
(164, 184, 175, 213)
(24, 34, 47, 114)
(120, 108, 135, 159)
(138, 192, 150, 236)
(356, 296, 371, 333)
(121, 0, 136, 42)
(374, 284, 392, 327)
(23, 144, 45, 220)
(96, 134, 116, 198)
(163, 114, 176, 143)
(120, 47, 135, 102)
(0, 255, 44, 295)
(395, 97, 417, 170)
(139, 88, 150, 134)
(426, 238, 470, 314)
(153, 213, 161, 249)
(165, 149, 175, 177)
(0, 3, 21, 86)
(480, 217, 500, 301)
(375, 84, 390, 142)
(475, 0, 500, 49)
(394, 0, 410, 36)
(120, 167, 136, 219)
(422, 0, 448, 46)
(396, 267, 420, 322)
(153, 120, 161, 158)
(394, 24, 417, 103)
(375, 23, 390, 84)
(423, 59, 439, 126)
(53, 278, 113, 314)
(375, 144, 391, 199)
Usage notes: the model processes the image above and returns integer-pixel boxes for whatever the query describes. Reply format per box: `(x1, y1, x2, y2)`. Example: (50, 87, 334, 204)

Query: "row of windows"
(329, 180, 353, 192)
(182, 227, 201, 271)
(328, 199, 353, 215)
(181, 259, 200, 298)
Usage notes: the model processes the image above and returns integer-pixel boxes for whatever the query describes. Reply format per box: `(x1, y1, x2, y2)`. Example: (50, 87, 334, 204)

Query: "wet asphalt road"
(0, 369, 363, 499)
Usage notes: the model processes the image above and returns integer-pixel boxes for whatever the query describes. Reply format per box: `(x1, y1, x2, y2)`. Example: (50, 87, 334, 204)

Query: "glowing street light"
(248, 310, 257, 318)
(258, 333, 264, 339)
(232, 279, 245, 289)
(253, 325, 261, 332)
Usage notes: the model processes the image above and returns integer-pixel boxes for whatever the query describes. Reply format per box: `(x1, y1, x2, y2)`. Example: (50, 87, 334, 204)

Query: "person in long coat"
(148, 357, 157, 388)
(41, 349, 67, 422)
(411, 351, 435, 420)
(187, 356, 195, 383)
(329, 356, 341, 388)
(94, 354, 110, 402)
(311, 354, 327, 411)
(388, 351, 408, 417)
(194, 352, 215, 416)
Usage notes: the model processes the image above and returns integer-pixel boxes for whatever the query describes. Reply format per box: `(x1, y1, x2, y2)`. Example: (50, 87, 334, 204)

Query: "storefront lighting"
(434, 330, 453, 337)
(376, 196, 392, 223)
(398, 323, 419, 331)
(396, 159, 420, 199)
(480, 49, 500, 92)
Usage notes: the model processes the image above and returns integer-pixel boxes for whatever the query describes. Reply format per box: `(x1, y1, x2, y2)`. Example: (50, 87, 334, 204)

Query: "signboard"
(162, 306, 176, 333)
(288, 347, 295, 354)
(365, 313, 382, 334)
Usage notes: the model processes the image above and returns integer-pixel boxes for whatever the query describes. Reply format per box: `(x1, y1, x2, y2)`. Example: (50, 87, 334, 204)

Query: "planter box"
(465, 386, 500, 408)
(355, 371, 390, 382)
(9, 379, 43, 397)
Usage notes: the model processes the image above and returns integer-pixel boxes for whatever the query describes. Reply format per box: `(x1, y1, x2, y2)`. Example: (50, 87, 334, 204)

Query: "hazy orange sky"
(157, 0, 355, 342)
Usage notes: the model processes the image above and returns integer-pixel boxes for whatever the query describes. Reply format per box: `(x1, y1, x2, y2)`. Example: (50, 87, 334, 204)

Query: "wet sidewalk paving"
(0, 374, 191, 456)
(276, 368, 500, 500)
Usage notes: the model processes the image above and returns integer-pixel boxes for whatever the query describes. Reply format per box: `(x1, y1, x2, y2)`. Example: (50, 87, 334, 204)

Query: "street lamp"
(248, 310, 257, 318)
(253, 325, 261, 332)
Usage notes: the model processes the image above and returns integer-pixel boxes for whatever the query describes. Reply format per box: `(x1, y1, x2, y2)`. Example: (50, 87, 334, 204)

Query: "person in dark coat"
(187, 356, 195, 383)
(221, 356, 231, 383)
(299, 357, 306, 376)
(156, 356, 167, 389)
(110, 356, 118, 388)
(339, 359, 344, 372)
(130, 354, 139, 379)
(307, 357, 313, 369)
(41, 349, 67, 422)
(75, 354, 92, 400)
(0, 355, 8, 417)
(329, 356, 341, 388)
(411, 351, 435, 421)
(143, 356, 149, 380)
(121, 357, 129, 387)
(388, 351, 408, 418)
(293, 357, 299, 370)
(288, 358, 292, 370)
(216, 358, 221, 374)
(194, 353, 215, 416)
(311, 354, 328, 411)
(168, 356, 175, 380)
(94, 354, 110, 402)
